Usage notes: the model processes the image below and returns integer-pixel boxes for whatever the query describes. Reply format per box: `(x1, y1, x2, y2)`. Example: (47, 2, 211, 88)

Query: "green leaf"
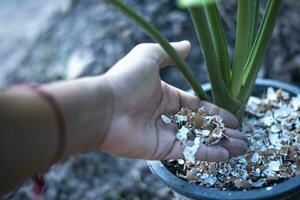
(110, 0, 210, 101)
(189, 7, 241, 115)
(205, 3, 231, 88)
(230, 0, 259, 97)
(239, 0, 282, 103)
(178, 0, 221, 8)
(248, 0, 260, 52)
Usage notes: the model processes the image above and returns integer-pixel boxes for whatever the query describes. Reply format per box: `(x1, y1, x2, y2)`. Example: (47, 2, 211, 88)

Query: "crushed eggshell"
(161, 115, 172, 124)
(164, 87, 300, 190)
(183, 137, 201, 163)
(171, 107, 225, 162)
(176, 126, 190, 141)
(251, 152, 260, 163)
(291, 95, 300, 111)
(175, 114, 188, 123)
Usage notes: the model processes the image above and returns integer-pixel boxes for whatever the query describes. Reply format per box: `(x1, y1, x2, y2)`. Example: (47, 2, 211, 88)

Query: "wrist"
(87, 75, 114, 151)
(42, 75, 113, 157)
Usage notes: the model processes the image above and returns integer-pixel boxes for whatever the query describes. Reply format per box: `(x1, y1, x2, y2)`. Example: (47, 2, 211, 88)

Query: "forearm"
(42, 76, 113, 157)
(0, 75, 112, 193)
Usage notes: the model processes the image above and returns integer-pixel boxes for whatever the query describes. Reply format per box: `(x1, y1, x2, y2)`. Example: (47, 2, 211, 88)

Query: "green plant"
(110, 0, 282, 120)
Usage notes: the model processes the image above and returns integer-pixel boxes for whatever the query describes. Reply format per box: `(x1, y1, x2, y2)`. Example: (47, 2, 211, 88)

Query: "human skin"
(0, 41, 247, 193)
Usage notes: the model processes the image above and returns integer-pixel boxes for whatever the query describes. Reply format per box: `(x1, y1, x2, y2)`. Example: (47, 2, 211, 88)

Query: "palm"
(100, 42, 247, 161)
(102, 45, 180, 159)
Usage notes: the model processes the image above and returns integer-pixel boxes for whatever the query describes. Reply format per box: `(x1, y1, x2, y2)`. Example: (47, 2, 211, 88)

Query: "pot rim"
(147, 78, 300, 200)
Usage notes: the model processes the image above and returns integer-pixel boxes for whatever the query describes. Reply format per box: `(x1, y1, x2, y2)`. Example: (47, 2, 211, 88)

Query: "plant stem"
(204, 3, 231, 88)
(188, 7, 241, 114)
(239, 0, 282, 103)
(248, 0, 260, 52)
(178, 0, 221, 8)
(230, 0, 259, 97)
(110, 0, 210, 101)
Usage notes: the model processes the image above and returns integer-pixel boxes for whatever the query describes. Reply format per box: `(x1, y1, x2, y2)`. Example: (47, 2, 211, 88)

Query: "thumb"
(125, 40, 191, 68)
(159, 40, 191, 68)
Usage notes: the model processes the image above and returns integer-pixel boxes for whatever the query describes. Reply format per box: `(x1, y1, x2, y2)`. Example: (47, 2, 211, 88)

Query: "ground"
(1, 0, 300, 199)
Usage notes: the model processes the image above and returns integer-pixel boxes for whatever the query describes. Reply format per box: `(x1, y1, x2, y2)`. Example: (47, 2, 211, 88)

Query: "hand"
(100, 41, 247, 162)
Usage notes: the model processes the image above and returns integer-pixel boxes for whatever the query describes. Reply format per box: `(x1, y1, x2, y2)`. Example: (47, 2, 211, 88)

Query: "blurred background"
(1, 0, 300, 199)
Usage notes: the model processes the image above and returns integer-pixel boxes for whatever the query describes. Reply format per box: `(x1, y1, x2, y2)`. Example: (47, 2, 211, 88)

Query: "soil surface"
(1, 0, 300, 199)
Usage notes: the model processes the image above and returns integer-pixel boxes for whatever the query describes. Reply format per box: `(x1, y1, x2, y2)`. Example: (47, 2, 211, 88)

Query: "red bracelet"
(10, 84, 67, 199)
(11, 84, 66, 163)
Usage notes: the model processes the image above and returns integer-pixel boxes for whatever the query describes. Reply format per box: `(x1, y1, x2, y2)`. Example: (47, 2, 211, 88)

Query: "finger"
(166, 84, 239, 129)
(195, 144, 229, 162)
(162, 141, 229, 162)
(224, 128, 247, 141)
(159, 40, 191, 67)
(113, 41, 191, 72)
(199, 101, 239, 129)
(218, 137, 248, 157)
(133, 40, 191, 66)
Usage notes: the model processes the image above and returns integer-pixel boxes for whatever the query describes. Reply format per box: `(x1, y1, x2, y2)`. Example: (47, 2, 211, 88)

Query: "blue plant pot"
(147, 79, 300, 200)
